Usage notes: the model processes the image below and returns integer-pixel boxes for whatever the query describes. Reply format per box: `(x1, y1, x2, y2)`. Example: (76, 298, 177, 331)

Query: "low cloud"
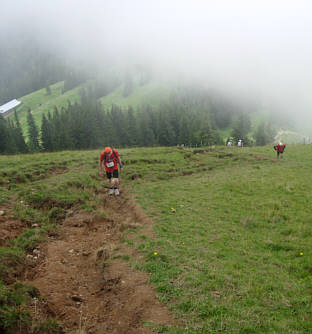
(2, 0, 312, 131)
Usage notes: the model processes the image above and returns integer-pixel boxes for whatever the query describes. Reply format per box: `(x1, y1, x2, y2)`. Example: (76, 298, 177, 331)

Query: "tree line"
(0, 88, 274, 154)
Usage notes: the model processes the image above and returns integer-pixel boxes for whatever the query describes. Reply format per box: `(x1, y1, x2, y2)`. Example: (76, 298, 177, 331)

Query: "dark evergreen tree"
(14, 110, 28, 153)
(110, 105, 127, 147)
(126, 107, 138, 146)
(41, 114, 53, 151)
(51, 107, 64, 150)
(101, 110, 115, 147)
(178, 116, 191, 145)
(157, 111, 176, 146)
(26, 109, 40, 152)
(254, 122, 274, 146)
(0, 115, 8, 153)
(254, 123, 266, 146)
(138, 110, 156, 146)
(231, 113, 251, 145)
(5, 119, 18, 154)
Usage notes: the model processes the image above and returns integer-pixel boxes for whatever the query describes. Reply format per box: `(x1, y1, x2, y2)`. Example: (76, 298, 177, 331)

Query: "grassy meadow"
(8, 81, 85, 136)
(7, 79, 173, 142)
(0, 145, 311, 333)
(98, 80, 173, 110)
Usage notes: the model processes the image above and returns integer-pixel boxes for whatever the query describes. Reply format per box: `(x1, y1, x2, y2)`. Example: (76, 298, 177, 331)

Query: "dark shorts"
(106, 169, 119, 179)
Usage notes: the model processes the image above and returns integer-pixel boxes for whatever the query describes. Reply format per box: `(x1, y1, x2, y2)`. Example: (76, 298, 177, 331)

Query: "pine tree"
(198, 121, 214, 146)
(110, 105, 126, 147)
(41, 114, 53, 151)
(178, 116, 190, 145)
(157, 112, 175, 146)
(138, 112, 156, 146)
(14, 110, 28, 153)
(5, 119, 18, 153)
(126, 107, 138, 146)
(51, 107, 63, 150)
(254, 122, 274, 146)
(254, 123, 266, 146)
(26, 109, 40, 152)
(231, 113, 251, 145)
(102, 110, 115, 146)
(0, 115, 8, 153)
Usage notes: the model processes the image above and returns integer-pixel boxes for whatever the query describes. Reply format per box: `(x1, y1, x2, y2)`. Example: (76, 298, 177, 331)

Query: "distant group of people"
(226, 139, 243, 147)
(226, 139, 286, 158)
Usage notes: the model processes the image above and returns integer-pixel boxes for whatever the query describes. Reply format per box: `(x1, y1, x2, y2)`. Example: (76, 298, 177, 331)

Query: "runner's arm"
(99, 159, 104, 176)
(118, 157, 123, 169)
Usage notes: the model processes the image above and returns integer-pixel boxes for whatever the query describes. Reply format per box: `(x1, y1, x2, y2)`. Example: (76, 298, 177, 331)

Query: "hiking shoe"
(114, 188, 120, 196)
(108, 188, 114, 195)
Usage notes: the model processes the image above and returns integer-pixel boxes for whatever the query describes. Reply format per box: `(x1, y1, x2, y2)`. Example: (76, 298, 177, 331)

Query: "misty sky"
(2, 0, 312, 125)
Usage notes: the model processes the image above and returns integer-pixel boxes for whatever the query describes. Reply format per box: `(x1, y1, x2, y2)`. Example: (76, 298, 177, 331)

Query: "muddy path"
(24, 192, 176, 334)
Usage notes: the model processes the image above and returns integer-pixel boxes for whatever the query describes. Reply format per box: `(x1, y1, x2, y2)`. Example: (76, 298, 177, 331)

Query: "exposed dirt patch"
(193, 149, 207, 154)
(130, 173, 142, 180)
(0, 201, 29, 247)
(251, 154, 279, 162)
(24, 192, 177, 333)
(182, 171, 193, 176)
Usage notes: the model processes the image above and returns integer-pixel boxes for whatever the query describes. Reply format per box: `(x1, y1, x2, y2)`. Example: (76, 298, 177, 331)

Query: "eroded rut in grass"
(25, 192, 176, 334)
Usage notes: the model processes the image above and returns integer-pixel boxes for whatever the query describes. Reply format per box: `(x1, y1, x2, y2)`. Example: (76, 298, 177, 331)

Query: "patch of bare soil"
(0, 201, 29, 247)
(251, 154, 279, 162)
(25, 191, 177, 333)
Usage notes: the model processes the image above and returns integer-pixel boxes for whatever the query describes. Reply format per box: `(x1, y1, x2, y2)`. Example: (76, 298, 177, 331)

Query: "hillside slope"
(11, 81, 87, 133)
(1, 145, 312, 333)
(7, 77, 306, 145)
(98, 80, 173, 110)
(8, 78, 173, 140)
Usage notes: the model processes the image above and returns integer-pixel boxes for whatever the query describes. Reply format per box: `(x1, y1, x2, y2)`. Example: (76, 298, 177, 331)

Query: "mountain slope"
(6, 76, 305, 145)
(98, 80, 173, 110)
(8, 81, 86, 136)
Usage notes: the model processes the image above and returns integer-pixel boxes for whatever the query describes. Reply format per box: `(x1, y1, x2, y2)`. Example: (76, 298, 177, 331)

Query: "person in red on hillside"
(274, 142, 286, 159)
(99, 147, 123, 195)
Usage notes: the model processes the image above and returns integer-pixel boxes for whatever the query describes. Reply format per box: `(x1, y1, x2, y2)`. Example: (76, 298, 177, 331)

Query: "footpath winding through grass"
(0, 145, 311, 333)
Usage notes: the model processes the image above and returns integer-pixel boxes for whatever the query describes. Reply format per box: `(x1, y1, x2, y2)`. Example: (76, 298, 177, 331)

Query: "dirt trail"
(25, 192, 176, 333)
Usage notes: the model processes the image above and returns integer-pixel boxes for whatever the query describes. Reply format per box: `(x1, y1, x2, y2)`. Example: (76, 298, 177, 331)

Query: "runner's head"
(104, 146, 112, 155)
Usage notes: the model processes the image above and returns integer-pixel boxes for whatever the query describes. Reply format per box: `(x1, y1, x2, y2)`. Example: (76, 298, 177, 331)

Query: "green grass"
(1, 145, 312, 333)
(0, 281, 36, 332)
(98, 80, 173, 110)
(8, 81, 86, 139)
(8, 79, 173, 141)
(123, 145, 312, 333)
(0, 149, 103, 332)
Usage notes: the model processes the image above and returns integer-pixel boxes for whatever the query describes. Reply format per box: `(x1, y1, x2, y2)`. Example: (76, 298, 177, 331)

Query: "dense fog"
(1, 0, 312, 132)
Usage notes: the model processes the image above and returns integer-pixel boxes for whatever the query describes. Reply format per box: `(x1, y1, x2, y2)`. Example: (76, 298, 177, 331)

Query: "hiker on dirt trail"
(99, 147, 123, 196)
(274, 142, 286, 159)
